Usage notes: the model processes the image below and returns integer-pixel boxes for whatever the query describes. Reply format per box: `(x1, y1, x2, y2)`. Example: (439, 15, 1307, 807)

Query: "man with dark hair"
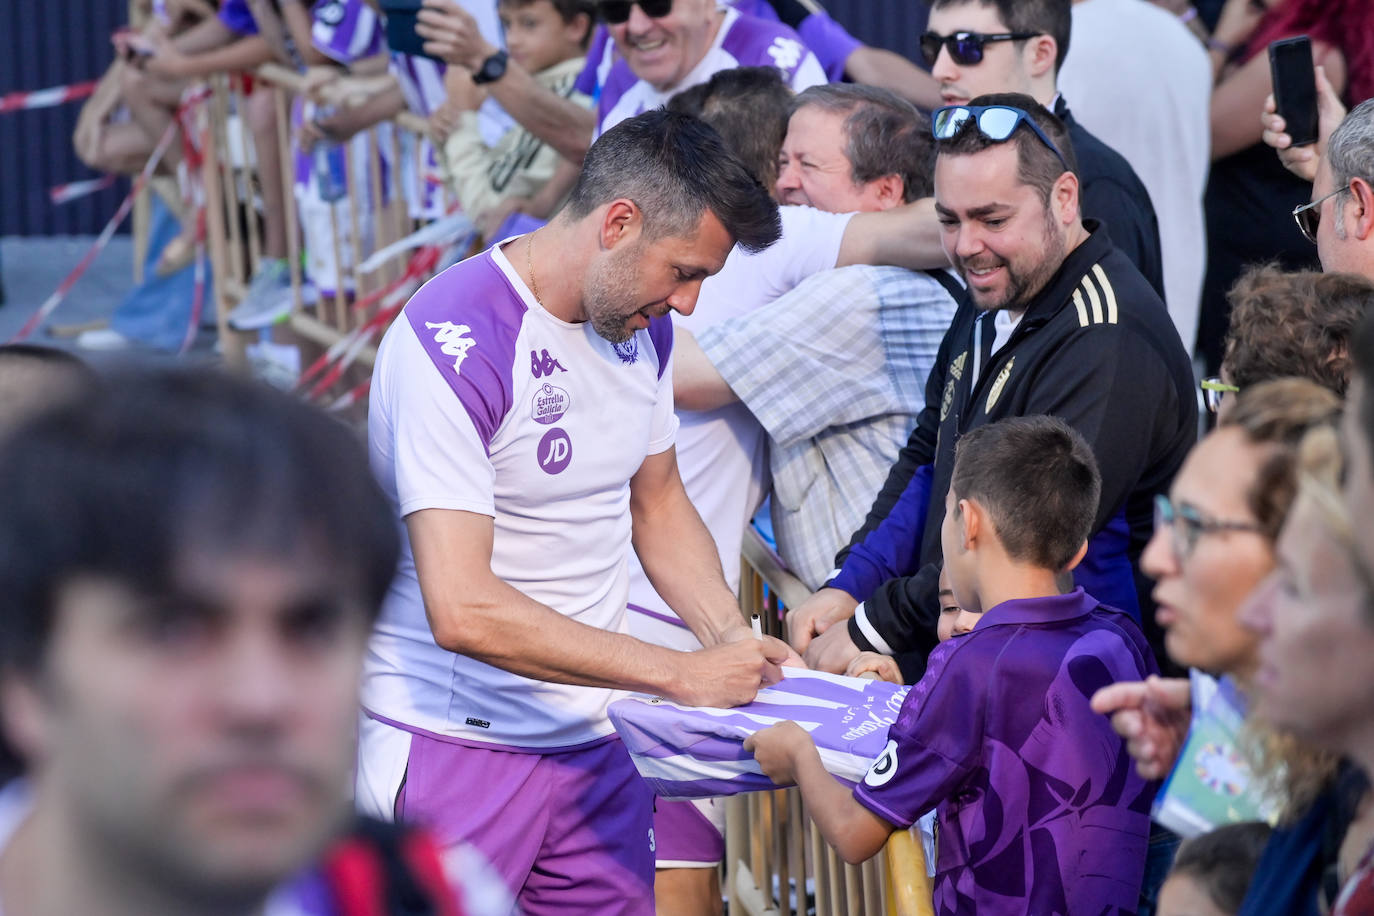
(0, 344, 93, 436)
(359, 109, 792, 916)
(0, 368, 514, 916)
(918, 0, 1165, 303)
(667, 66, 793, 190)
(791, 92, 1195, 684)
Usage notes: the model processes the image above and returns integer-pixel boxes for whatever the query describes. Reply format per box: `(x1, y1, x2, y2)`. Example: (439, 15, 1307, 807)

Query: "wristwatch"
(472, 49, 509, 85)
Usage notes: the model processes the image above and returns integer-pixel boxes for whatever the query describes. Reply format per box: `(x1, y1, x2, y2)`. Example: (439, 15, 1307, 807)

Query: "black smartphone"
(380, 0, 439, 60)
(1269, 36, 1318, 147)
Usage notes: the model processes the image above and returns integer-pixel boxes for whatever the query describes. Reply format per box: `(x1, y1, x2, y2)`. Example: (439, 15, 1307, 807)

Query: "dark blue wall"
(1, 1, 131, 236)
(0, 0, 927, 237)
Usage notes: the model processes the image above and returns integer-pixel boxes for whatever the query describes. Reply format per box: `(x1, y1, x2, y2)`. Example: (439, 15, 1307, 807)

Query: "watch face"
(476, 50, 508, 83)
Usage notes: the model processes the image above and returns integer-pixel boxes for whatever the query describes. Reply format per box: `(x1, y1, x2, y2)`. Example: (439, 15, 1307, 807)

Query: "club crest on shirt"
(613, 337, 639, 365)
(425, 321, 476, 375)
(986, 357, 1015, 413)
(531, 383, 570, 425)
(864, 739, 900, 788)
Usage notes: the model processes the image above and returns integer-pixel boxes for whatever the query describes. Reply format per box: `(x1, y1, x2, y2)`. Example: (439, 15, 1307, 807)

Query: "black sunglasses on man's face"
(919, 29, 1040, 67)
(598, 0, 672, 25)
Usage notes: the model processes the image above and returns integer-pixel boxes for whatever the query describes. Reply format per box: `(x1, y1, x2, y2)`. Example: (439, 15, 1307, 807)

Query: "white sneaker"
(75, 328, 134, 351)
(246, 340, 301, 390)
(227, 260, 293, 331)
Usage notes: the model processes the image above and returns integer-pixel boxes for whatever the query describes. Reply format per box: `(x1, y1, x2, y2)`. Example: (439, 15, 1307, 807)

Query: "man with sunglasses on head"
(916, 0, 1166, 303)
(790, 93, 1196, 689)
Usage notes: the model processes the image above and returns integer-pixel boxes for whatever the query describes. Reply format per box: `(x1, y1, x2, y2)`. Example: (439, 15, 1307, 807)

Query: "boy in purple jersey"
(747, 416, 1156, 915)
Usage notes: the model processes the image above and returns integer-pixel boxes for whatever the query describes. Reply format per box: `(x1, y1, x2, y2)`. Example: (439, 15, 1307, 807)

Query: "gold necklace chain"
(525, 233, 543, 308)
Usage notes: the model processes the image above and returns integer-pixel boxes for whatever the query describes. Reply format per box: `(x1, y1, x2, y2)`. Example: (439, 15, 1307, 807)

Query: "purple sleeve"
(852, 639, 982, 828)
(798, 11, 862, 82)
(217, 0, 260, 36)
(575, 26, 611, 97)
(403, 257, 527, 452)
(648, 314, 673, 381)
(719, 14, 813, 86)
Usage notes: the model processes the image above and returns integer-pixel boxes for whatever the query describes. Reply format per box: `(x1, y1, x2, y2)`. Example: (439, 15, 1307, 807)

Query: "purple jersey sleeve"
(798, 11, 862, 82)
(719, 13, 813, 86)
(404, 255, 527, 452)
(853, 639, 982, 828)
(217, 0, 260, 36)
(575, 26, 612, 97)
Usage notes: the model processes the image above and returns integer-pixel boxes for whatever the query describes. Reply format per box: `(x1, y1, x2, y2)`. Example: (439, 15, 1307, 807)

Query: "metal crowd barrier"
(731, 528, 934, 916)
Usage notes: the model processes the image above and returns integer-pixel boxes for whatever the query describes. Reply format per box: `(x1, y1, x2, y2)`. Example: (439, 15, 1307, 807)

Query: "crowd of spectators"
(3, 0, 1374, 913)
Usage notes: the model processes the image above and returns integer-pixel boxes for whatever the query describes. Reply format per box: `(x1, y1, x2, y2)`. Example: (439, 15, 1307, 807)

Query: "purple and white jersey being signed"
(365, 240, 677, 751)
(595, 7, 825, 137)
(310, 0, 383, 63)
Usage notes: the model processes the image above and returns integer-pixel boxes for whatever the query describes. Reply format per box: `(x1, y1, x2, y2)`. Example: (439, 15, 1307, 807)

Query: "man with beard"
(791, 93, 1195, 681)
(358, 110, 793, 916)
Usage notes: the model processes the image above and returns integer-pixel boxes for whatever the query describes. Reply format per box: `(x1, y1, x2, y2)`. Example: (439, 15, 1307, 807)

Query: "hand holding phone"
(1269, 36, 1318, 147)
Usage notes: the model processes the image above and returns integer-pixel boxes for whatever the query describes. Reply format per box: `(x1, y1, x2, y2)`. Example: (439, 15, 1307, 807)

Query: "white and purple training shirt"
(364, 240, 677, 751)
(595, 6, 826, 137)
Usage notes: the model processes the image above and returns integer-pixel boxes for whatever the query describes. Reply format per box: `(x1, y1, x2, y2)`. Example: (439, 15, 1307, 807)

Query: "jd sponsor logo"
(537, 427, 572, 475)
(530, 348, 567, 378)
(531, 382, 570, 425)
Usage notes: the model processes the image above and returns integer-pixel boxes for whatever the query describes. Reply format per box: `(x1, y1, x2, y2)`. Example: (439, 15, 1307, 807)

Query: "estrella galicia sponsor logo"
(530, 348, 567, 378)
(613, 337, 638, 365)
(864, 739, 900, 787)
(465, 716, 491, 729)
(537, 427, 572, 474)
(531, 383, 570, 425)
(426, 321, 476, 375)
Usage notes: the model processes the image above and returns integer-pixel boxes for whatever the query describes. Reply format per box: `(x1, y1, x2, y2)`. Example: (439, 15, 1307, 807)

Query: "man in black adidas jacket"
(791, 93, 1195, 679)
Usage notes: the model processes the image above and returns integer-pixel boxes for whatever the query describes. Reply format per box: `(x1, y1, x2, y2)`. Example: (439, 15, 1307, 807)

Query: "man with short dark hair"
(0, 368, 515, 916)
(359, 110, 793, 915)
(790, 93, 1195, 682)
(918, 0, 1165, 300)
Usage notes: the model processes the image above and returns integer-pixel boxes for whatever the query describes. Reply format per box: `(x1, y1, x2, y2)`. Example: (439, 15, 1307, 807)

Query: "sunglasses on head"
(597, 0, 672, 24)
(932, 104, 1071, 172)
(1293, 185, 1350, 244)
(919, 30, 1040, 67)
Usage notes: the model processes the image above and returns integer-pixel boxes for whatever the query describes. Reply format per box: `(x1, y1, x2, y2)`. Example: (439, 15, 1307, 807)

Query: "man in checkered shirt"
(674, 84, 962, 590)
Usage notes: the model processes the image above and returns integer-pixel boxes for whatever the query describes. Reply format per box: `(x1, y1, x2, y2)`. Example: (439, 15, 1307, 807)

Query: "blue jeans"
(1138, 823, 1181, 916)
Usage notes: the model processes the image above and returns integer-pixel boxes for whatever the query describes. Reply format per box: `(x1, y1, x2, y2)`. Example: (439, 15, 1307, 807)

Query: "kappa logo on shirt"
(531, 348, 567, 378)
(767, 36, 803, 72)
(426, 321, 476, 375)
(864, 739, 900, 788)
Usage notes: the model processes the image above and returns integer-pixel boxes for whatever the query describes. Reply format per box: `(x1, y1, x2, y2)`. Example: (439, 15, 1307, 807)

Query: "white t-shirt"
(365, 241, 678, 750)
(1058, 0, 1211, 349)
(596, 6, 827, 137)
(626, 205, 852, 649)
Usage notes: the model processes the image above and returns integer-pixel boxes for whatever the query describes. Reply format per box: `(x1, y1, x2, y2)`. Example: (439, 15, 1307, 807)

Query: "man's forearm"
(485, 64, 595, 164)
(838, 198, 949, 271)
(843, 46, 942, 111)
(176, 36, 275, 77)
(631, 468, 748, 646)
(672, 327, 738, 411)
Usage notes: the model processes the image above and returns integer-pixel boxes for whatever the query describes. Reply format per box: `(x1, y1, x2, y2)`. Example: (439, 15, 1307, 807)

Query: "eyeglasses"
(932, 104, 1071, 172)
(919, 30, 1040, 67)
(597, 0, 672, 24)
(1200, 377, 1239, 414)
(1292, 186, 1350, 243)
(1153, 494, 1264, 564)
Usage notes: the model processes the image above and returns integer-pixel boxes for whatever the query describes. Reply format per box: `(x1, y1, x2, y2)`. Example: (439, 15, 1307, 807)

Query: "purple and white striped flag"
(609, 669, 909, 800)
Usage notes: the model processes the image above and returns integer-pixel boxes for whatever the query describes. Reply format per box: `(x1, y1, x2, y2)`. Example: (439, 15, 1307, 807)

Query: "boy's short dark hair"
(0, 344, 93, 435)
(0, 367, 400, 673)
(499, 0, 594, 25)
(937, 92, 1077, 208)
(930, 0, 1072, 72)
(1169, 821, 1272, 914)
(950, 415, 1101, 571)
(667, 66, 792, 191)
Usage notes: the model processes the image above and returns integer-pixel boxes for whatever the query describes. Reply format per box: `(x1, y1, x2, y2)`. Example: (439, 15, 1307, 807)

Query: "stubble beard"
(584, 242, 646, 344)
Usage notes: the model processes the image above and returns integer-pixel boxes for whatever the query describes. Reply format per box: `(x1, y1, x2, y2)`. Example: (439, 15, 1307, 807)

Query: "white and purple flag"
(609, 668, 909, 800)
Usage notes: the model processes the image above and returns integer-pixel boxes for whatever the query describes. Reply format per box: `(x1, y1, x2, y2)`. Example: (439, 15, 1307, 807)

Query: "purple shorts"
(653, 799, 724, 867)
(395, 731, 655, 916)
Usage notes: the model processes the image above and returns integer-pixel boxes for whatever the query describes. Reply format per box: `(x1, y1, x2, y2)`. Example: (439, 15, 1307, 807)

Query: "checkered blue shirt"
(698, 265, 960, 588)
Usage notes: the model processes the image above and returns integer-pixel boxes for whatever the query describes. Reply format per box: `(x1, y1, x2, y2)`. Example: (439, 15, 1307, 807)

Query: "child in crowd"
(1157, 822, 1273, 916)
(847, 570, 980, 684)
(746, 415, 1158, 914)
(437, 0, 592, 227)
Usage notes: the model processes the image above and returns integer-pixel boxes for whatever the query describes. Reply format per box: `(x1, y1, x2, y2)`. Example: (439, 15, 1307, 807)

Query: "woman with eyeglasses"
(1095, 378, 1374, 916)
(1197, 0, 1374, 378)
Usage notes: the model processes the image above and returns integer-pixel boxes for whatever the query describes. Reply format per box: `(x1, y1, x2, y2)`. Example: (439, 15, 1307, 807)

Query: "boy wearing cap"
(747, 415, 1157, 914)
